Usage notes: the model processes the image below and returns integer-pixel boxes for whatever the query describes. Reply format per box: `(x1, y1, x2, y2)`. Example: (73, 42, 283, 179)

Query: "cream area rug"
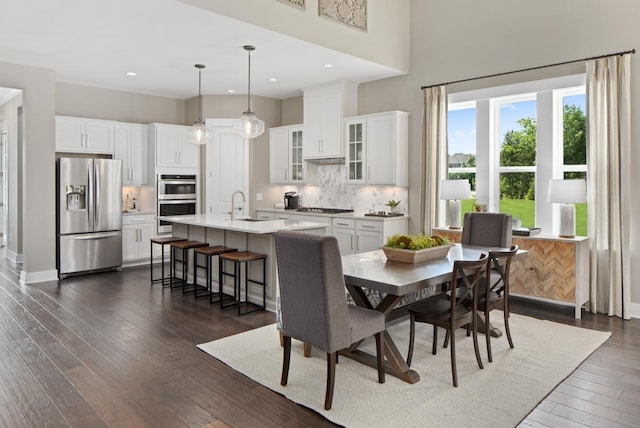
(197, 313, 610, 428)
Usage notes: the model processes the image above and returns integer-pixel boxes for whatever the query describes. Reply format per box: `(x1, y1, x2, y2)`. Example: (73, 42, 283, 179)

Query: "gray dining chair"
(274, 231, 385, 410)
(461, 212, 513, 248)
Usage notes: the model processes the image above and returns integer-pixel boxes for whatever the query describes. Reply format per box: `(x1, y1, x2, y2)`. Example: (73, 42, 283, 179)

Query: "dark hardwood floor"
(0, 256, 638, 427)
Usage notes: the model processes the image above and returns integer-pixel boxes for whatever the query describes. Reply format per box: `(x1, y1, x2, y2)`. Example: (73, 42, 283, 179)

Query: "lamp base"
(448, 200, 462, 229)
(558, 203, 576, 239)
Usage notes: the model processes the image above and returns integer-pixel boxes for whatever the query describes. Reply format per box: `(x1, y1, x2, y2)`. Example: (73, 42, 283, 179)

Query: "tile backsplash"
(288, 164, 408, 214)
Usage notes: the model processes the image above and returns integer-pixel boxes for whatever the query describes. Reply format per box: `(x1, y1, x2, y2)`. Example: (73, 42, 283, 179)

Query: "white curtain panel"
(420, 86, 448, 234)
(586, 54, 631, 319)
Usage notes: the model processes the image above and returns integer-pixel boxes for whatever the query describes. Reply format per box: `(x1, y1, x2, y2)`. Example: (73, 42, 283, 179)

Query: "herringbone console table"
(433, 228, 589, 319)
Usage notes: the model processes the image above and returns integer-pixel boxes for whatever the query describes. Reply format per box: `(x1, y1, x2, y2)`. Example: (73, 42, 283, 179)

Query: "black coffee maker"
(284, 191, 300, 210)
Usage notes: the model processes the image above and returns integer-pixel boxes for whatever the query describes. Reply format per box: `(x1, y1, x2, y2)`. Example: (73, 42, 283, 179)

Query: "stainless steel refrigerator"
(57, 157, 123, 278)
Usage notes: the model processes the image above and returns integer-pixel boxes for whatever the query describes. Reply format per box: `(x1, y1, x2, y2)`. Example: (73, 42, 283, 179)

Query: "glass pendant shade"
(191, 63, 210, 145)
(235, 45, 264, 139)
(191, 120, 209, 145)
(233, 111, 265, 139)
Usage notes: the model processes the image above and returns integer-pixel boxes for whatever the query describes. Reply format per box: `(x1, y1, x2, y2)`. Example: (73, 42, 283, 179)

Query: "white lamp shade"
(440, 179, 471, 200)
(547, 179, 587, 204)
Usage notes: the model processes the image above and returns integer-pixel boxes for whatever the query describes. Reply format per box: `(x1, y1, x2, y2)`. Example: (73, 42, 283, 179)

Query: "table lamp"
(440, 179, 471, 229)
(547, 179, 586, 238)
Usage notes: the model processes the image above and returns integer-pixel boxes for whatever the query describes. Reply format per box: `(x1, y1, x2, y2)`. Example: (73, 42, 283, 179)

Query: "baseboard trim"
(7, 250, 23, 264)
(20, 269, 58, 285)
(628, 302, 640, 319)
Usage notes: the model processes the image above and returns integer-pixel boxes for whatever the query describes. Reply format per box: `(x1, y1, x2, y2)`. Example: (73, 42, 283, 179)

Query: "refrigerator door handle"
(87, 162, 95, 230)
(94, 163, 100, 227)
(62, 231, 121, 240)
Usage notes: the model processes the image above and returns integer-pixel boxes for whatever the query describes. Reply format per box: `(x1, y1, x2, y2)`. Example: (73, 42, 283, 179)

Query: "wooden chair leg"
(279, 330, 284, 347)
(486, 308, 493, 362)
(504, 305, 514, 349)
(304, 343, 312, 357)
(472, 314, 484, 370)
(325, 352, 337, 410)
(281, 336, 291, 386)
(443, 329, 450, 349)
(432, 325, 438, 355)
(450, 327, 458, 387)
(375, 332, 385, 384)
(407, 313, 415, 367)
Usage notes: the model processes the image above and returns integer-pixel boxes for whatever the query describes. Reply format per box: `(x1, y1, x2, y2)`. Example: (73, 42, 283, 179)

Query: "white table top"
(158, 214, 329, 235)
(341, 244, 527, 296)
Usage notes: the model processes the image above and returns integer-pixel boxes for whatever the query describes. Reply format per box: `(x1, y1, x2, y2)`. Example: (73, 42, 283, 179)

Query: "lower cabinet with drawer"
(123, 214, 155, 261)
(333, 217, 407, 255)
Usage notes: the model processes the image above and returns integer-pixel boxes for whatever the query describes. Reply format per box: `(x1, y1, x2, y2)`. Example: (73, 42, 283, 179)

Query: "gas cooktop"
(296, 207, 354, 214)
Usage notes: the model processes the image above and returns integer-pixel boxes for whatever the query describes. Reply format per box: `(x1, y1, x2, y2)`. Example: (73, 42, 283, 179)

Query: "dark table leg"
(343, 284, 421, 384)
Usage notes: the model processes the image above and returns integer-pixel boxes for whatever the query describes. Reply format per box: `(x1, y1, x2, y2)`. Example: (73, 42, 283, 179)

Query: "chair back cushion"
(461, 212, 513, 248)
(274, 231, 351, 353)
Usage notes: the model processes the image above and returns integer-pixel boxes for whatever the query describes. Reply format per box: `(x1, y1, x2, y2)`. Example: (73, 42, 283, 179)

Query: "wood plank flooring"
(0, 257, 638, 427)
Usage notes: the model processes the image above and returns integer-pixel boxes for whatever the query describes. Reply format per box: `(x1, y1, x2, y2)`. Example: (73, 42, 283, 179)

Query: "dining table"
(340, 243, 528, 384)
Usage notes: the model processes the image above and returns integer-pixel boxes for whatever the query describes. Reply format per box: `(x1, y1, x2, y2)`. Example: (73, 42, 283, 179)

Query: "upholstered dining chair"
(461, 212, 513, 248)
(274, 231, 386, 410)
(477, 245, 518, 362)
(406, 254, 488, 387)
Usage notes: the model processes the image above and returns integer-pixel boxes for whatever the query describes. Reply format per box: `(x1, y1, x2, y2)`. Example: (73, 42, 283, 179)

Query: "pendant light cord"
(246, 48, 252, 114)
(198, 67, 203, 122)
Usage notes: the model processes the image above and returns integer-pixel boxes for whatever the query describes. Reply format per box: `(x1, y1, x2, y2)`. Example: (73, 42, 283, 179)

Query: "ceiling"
(0, 0, 404, 100)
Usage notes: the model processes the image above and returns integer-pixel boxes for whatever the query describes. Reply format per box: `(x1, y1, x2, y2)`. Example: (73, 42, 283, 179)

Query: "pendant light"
(233, 45, 265, 139)
(191, 63, 210, 145)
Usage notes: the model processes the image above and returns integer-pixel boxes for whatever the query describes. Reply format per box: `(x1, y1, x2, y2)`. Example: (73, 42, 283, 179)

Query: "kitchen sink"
(236, 218, 265, 222)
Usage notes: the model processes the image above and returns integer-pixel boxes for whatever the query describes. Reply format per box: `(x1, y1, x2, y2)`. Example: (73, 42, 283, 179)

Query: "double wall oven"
(157, 174, 196, 234)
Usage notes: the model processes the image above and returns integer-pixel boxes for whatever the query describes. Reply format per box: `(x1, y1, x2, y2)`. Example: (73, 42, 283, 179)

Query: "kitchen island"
(159, 214, 329, 311)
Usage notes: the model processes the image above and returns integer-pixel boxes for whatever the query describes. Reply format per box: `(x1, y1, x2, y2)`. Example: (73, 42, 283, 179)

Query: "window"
(447, 102, 477, 216)
(445, 75, 587, 235)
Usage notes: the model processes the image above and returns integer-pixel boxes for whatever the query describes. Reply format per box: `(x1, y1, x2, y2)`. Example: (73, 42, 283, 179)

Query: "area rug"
(197, 313, 610, 427)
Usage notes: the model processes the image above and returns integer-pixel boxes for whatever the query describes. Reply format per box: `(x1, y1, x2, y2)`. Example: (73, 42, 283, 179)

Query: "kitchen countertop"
(158, 214, 330, 235)
(257, 208, 409, 220)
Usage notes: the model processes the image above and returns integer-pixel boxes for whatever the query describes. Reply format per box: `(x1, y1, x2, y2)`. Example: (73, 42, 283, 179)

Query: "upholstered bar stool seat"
(193, 245, 237, 300)
(219, 251, 267, 316)
(150, 236, 187, 287)
(169, 240, 209, 292)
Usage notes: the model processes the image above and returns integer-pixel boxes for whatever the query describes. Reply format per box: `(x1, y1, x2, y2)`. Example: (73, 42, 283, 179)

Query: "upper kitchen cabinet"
(345, 111, 409, 186)
(269, 124, 304, 184)
(149, 123, 199, 170)
(303, 81, 358, 161)
(55, 116, 115, 154)
(115, 123, 149, 185)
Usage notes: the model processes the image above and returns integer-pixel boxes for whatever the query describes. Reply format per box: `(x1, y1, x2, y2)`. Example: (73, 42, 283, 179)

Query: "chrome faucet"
(230, 190, 246, 220)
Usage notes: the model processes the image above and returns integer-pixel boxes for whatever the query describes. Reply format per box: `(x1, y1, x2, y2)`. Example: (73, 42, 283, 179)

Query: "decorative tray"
(364, 213, 405, 218)
(381, 243, 455, 264)
(513, 227, 542, 236)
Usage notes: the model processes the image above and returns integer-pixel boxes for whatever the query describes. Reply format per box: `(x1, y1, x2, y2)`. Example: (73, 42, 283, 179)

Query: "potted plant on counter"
(382, 234, 454, 263)
(385, 199, 401, 214)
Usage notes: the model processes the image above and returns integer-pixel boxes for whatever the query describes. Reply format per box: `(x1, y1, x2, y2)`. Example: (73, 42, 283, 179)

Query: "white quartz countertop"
(158, 214, 330, 235)
(257, 208, 409, 221)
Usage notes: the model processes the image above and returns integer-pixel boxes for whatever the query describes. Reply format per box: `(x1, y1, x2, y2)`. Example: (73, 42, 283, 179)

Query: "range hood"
(305, 157, 345, 165)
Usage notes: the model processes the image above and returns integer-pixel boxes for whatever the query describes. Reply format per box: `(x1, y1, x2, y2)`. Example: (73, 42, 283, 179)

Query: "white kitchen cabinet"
(332, 216, 409, 255)
(333, 218, 357, 255)
(269, 124, 304, 184)
(255, 211, 292, 221)
(150, 123, 199, 169)
(303, 81, 358, 160)
(345, 111, 409, 186)
(122, 214, 154, 261)
(115, 123, 148, 185)
(55, 115, 115, 154)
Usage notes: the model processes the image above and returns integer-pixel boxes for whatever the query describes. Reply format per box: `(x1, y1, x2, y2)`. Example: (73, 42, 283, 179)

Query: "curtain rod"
(420, 48, 636, 90)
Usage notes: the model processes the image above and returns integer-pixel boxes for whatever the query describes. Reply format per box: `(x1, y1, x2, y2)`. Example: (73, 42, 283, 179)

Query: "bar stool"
(192, 245, 237, 300)
(150, 236, 187, 287)
(219, 251, 267, 316)
(169, 240, 209, 292)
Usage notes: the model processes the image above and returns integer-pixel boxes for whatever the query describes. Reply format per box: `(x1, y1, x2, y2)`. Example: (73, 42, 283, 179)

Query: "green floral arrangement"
(384, 234, 450, 250)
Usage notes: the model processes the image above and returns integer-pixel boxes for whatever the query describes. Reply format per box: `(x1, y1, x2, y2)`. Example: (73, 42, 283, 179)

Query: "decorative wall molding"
(278, 0, 305, 9)
(319, 0, 367, 31)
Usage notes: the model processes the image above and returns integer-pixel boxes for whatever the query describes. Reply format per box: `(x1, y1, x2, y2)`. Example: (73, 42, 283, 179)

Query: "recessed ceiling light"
(323, 63, 334, 68)
(268, 78, 278, 82)
(125, 71, 137, 76)
(227, 89, 236, 93)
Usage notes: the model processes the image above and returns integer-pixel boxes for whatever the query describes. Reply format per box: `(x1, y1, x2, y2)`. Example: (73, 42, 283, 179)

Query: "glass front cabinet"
(346, 119, 365, 183)
(269, 124, 304, 184)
